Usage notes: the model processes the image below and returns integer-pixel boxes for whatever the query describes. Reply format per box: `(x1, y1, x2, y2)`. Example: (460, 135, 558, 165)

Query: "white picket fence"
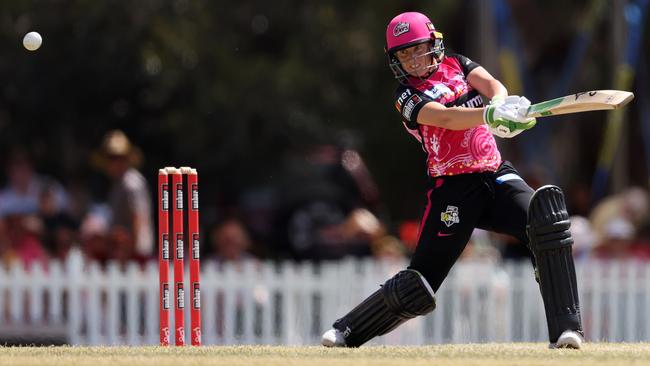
(1, 250, 650, 345)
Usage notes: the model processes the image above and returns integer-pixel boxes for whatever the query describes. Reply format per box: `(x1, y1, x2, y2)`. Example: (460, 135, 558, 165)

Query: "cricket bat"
(525, 90, 634, 118)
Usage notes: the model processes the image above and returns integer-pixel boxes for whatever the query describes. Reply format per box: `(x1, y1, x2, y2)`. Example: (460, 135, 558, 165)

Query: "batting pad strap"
(383, 270, 436, 318)
(528, 219, 571, 236)
(528, 220, 573, 251)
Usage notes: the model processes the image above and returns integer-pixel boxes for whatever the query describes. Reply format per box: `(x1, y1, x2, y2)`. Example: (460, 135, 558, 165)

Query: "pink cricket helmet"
(385, 12, 444, 85)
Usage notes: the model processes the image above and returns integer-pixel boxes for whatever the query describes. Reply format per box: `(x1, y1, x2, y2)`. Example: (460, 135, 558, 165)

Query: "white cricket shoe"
(550, 330, 583, 349)
(321, 328, 346, 347)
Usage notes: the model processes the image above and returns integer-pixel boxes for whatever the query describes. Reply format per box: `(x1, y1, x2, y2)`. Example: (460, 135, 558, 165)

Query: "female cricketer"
(321, 11, 584, 349)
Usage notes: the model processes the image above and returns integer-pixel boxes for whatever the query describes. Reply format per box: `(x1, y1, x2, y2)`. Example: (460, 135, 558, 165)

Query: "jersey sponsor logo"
(396, 89, 412, 110)
(440, 205, 460, 227)
(423, 83, 454, 101)
(402, 94, 422, 120)
(393, 22, 410, 37)
(462, 94, 483, 108)
(437, 231, 454, 237)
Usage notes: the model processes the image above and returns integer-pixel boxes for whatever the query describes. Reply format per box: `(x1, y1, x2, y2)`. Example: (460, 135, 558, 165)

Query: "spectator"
(94, 130, 153, 259)
(274, 143, 384, 260)
(80, 209, 110, 265)
(590, 187, 649, 246)
(2, 214, 48, 270)
(38, 179, 79, 261)
(108, 225, 138, 266)
(0, 149, 67, 217)
(592, 217, 635, 259)
(208, 218, 255, 263)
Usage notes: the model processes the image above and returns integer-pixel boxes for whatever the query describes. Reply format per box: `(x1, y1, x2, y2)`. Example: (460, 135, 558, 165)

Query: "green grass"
(1, 343, 650, 366)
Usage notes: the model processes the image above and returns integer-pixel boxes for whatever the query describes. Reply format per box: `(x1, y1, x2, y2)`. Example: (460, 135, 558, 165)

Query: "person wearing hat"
(97, 130, 153, 260)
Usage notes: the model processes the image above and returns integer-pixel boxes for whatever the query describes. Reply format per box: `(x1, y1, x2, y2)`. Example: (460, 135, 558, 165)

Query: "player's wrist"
(489, 95, 505, 105)
(483, 105, 497, 125)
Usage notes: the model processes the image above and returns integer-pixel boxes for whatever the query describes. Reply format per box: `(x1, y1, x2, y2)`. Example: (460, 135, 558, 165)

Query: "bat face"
(525, 90, 634, 118)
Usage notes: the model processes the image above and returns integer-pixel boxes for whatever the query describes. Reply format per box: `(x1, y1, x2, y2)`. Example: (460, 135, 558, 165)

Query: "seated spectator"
(208, 218, 255, 263)
(0, 149, 68, 217)
(3, 214, 48, 270)
(80, 209, 110, 266)
(39, 179, 79, 261)
(108, 225, 139, 267)
(592, 217, 635, 259)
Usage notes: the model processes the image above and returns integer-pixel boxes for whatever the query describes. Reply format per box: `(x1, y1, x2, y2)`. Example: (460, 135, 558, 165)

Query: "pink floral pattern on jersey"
(406, 55, 502, 177)
(470, 125, 498, 158)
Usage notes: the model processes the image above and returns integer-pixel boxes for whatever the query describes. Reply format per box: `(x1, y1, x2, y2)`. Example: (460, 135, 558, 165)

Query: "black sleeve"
(447, 53, 481, 76)
(393, 86, 434, 127)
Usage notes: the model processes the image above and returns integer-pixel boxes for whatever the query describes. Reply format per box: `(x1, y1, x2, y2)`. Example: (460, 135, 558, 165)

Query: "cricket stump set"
(158, 167, 201, 346)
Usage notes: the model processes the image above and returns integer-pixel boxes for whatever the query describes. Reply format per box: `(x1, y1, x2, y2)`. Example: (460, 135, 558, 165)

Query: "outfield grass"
(1, 343, 650, 366)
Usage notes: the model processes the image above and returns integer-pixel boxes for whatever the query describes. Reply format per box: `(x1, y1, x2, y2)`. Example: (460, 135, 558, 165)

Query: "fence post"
(65, 249, 84, 345)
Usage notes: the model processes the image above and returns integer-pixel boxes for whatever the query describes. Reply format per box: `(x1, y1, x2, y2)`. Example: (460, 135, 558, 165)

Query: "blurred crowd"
(1, 130, 650, 272)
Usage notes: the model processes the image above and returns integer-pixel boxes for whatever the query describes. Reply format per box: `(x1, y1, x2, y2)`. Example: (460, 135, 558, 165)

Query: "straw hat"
(91, 130, 143, 169)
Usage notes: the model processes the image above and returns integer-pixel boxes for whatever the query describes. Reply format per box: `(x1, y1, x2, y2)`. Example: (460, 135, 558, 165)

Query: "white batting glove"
(483, 95, 537, 138)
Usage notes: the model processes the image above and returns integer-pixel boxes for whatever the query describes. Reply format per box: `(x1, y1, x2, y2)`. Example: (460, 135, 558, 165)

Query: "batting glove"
(483, 95, 537, 139)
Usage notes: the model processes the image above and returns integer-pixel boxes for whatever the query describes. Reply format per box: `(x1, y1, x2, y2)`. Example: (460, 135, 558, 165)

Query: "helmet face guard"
(385, 12, 445, 86)
(387, 37, 444, 86)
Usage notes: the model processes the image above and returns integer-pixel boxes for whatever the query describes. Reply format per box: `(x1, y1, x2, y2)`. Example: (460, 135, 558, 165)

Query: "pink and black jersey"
(393, 53, 501, 177)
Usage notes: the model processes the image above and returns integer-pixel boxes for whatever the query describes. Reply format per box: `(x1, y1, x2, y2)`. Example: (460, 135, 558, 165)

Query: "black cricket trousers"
(409, 161, 534, 291)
